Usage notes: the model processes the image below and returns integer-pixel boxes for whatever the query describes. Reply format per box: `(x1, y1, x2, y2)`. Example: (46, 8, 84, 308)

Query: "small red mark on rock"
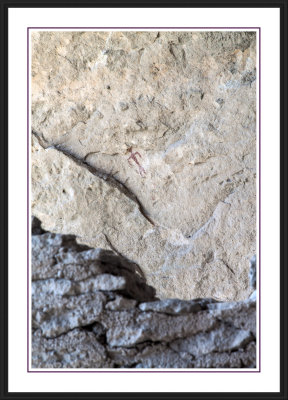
(127, 147, 146, 177)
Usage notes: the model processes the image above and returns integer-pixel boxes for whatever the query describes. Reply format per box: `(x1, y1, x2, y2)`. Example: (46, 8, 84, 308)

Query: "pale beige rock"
(31, 31, 256, 300)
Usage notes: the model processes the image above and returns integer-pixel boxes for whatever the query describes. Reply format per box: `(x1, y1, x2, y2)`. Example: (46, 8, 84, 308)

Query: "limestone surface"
(31, 31, 256, 300)
(31, 228, 256, 369)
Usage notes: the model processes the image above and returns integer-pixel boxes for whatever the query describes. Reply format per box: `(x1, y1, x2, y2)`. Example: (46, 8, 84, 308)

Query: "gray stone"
(207, 299, 256, 336)
(32, 230, 156, 302)
(249, 254, 256, 290)
(32, 329, 112, 368)
(107, 343, 194, 369)
(102, 310, 216, 347)
(105, 295, 137, 310)
(169, 324, 252, 357)
(132, 344, 194, 369)
(31, 229, 256, 368)
(192, 341, 256, 368)
(138, 298, 215, 314)
(32, 291, 106, 337)
(78, 274, 127, 291)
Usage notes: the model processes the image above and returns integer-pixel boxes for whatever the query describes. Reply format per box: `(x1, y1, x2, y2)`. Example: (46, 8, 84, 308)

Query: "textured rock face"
(31, 31, 256, 300)
(31, 226, 256, 369)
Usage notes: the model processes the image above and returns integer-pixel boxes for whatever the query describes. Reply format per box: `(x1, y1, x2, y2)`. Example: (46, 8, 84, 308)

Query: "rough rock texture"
(31, 225, 256, 369)
(31, 31, 256, 300)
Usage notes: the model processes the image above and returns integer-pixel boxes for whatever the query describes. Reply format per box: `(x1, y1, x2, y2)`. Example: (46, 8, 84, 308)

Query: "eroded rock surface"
(31, 227, 256, 369)
(31, 31, 256, 300)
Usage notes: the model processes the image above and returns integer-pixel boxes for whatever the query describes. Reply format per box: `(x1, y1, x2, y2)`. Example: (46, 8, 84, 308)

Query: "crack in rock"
(32, 131, 156, 227)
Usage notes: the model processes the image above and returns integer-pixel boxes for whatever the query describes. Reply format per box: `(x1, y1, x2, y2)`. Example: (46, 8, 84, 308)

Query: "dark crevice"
(220, 259, 235, 275)
(153, 32, 160, 43)
(32, 130, 156, 227)
(168, 43, 177, 60)
(181, 49, 187, 68)
(123, 362, 139, 368)
(81, 323, 94, 332)
(40, 326, 90, 340)
(32, 216, 46, 235)
(82, 322, 107, 345)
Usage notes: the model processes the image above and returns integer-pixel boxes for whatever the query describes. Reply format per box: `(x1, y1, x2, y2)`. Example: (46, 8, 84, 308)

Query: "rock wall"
(32, 221, 256, 369)
(31, 30, 256, 300)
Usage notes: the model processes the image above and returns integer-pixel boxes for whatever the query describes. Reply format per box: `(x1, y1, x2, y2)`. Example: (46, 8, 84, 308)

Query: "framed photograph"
(1, 1, 287, 398)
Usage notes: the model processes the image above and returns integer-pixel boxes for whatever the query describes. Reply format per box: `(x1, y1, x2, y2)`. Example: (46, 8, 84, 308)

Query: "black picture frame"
(1, 1, 287, 399)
